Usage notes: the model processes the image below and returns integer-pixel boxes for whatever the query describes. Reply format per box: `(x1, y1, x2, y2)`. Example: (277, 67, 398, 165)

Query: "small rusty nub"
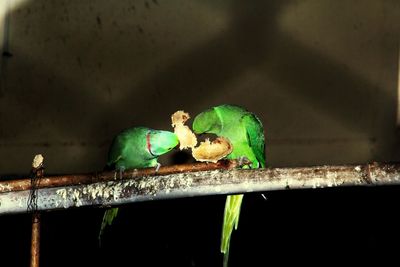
(30, 154, 44, 267)
(30, 213, 40, 267)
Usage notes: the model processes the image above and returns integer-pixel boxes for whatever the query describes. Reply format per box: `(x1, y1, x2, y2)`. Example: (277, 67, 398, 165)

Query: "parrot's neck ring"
(146, 132, 157, 157)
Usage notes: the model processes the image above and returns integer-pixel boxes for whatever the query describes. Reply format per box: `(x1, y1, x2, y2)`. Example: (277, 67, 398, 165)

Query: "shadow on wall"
(0, 0, 399, 173)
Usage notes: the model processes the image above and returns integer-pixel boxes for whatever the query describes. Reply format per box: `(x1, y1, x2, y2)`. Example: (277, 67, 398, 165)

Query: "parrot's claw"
(155, 162, 161, 172)
(118, 166, 126, 179)
(238, 156, 251, 167)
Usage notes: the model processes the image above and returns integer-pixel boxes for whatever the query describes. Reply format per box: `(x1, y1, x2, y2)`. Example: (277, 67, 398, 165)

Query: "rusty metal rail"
(1, 161, 400, 215)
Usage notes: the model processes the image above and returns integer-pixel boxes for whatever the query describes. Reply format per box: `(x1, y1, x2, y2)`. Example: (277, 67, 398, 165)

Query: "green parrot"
(99, 126, 179, 243)
(192, 104, 265, 267)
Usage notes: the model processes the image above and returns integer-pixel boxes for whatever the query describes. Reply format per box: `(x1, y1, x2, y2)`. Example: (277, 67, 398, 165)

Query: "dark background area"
(3, 187, 400, 266)
(1, 0, 400, 266)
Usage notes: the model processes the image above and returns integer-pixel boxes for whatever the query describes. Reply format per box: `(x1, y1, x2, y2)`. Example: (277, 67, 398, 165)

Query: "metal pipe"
(0, 160, 239, 193)
(0, 162, 399, 215)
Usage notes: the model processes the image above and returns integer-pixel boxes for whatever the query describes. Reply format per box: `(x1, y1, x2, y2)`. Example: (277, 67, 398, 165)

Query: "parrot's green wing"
(220, 107, 265, 267)
(221, 113, 265, 264)
(106, 128, 137, 169)
(193, 104, 265, 267)
(98, 127, 179, 246)
(243, 113, 266, 168)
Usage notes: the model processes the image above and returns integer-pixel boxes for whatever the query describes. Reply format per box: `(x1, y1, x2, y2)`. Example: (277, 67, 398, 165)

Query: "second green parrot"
(193, 104, 265, 267)
(99, 126, 179, 243)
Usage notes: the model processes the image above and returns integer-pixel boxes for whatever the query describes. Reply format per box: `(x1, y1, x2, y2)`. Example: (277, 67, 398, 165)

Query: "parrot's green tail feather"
(98, 207, 119, 246)
(223, 244, 230, 267)
(221, 194, 244, 267)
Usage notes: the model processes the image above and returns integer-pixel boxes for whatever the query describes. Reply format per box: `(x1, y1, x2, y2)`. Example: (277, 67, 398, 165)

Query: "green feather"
(98, 207, 119, 246)
(193, 104, 265, 267)
(98, 127, 178, 245)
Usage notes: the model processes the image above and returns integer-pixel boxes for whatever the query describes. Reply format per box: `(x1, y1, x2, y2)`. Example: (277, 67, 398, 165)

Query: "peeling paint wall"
(0, 0, 399, 174)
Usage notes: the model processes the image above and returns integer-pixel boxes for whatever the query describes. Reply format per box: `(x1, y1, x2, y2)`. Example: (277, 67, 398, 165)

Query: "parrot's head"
(147, 130, 179, 156)
(192, 108, 222, 135)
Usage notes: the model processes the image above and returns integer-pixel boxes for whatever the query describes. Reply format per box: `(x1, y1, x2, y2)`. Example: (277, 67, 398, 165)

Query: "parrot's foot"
(155, 162, 161, 172)
(238, 156, 251, 167)
(118, 166, 126, 179)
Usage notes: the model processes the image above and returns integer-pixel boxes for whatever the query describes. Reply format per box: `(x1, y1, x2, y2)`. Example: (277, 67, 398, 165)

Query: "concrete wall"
(0, 0, 399, 174)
